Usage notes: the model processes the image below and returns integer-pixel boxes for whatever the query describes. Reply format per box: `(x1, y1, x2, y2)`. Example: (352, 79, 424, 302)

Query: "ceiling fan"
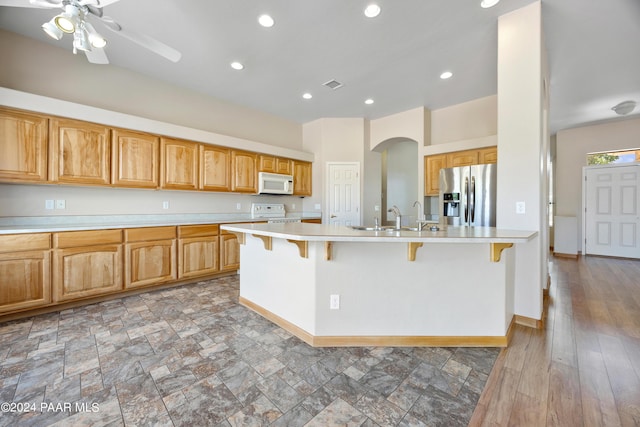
(0, 0, 181, 64)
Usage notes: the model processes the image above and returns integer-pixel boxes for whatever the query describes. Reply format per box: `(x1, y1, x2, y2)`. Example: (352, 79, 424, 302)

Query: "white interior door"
(327, 163, 360, 226)
(585, 164, 639, 258)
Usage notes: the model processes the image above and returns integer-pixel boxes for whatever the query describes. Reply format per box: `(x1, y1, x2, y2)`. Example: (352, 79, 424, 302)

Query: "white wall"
(430, 95, 497, 146)
(497, 1, 547, 320)
(369, 107, 429, 149)
(556, 116, 640, 248)
(384, 141, 419, 224)
(0, 30, 301, 149)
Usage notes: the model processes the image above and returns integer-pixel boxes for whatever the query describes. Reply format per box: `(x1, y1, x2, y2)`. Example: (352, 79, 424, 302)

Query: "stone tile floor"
(0, 275, 499, 426)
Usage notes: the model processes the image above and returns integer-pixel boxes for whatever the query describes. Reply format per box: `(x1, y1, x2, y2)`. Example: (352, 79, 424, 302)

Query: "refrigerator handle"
(470, 176, 476, 223)
(464, 177, 469, 222)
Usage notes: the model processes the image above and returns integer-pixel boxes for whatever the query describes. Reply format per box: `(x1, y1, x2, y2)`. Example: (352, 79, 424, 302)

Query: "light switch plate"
(162, 201, 170, 210)
(45, 200, 54, 210)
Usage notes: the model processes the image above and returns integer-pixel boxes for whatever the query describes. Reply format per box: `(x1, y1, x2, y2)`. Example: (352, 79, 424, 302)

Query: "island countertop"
(220, 222, 537, 243)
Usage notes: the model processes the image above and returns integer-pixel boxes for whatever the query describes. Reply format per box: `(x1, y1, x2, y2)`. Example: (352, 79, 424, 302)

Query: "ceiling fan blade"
(78, 0, 121, 7)
(99, 16, 182, 63)
(0, 0, 59, 8)
(84, 47, 109, 64)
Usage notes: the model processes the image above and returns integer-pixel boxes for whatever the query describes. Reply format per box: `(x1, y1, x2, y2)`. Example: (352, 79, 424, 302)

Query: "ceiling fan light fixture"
(611, 100, 636, 116)
(42, 19, 63, 40)
(54, 4, 80, 33)
(84, 22, 106, 48)
(73, 29, 91, 52)
(480, 0, 500, 8)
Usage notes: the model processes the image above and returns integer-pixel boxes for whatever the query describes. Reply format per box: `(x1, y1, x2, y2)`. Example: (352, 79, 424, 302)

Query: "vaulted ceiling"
(1, 0, 639, 134)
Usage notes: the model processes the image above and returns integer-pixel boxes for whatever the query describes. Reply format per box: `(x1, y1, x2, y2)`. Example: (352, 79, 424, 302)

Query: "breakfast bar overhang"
(221, 223, 537, 348)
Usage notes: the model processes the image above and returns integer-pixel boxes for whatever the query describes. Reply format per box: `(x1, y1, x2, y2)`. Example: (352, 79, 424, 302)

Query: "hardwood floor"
(470, 255, 640, 426)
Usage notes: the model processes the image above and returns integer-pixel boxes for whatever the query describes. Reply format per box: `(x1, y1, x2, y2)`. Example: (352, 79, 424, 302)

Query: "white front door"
(585, 164, 639, 258)
(327, 163, 360, 226)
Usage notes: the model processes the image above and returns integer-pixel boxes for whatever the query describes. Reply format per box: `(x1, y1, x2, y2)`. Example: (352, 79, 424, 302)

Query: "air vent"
(323, 79, 343, 90)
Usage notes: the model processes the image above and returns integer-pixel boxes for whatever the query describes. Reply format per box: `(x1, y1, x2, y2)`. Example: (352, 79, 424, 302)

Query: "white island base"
(223, 223, 536, 347)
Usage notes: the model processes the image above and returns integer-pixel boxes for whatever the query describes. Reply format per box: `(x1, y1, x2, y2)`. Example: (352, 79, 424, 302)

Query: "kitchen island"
(220, 222, 537, 347)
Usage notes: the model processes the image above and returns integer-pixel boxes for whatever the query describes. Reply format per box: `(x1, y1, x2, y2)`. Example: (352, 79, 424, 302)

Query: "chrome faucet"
(413, 200, 429, 231)
(388, 205, 402, 229)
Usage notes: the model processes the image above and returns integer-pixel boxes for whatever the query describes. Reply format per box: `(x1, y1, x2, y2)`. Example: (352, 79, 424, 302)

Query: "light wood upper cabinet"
(161, 138, 199, 190)
(447, 149, 478, 168)
(258, 155, 293, 175)
(0, 107, 48, 183)
(112, 129, 159, 188)
(424, 146, 497, 196)
(200, 145, 231, 192)
(258, 155, 276, 173)
(0, 233, 51, 314)
(49, 118, 111, 185)
(52, 229, 123, 302)
(478, 146, 498, 164)
(425, 154, 447, 196)
(293, 160, 312, 196)
(276, 158, 293, 175)
(220, 230, 240, 272)
(231, 150, 258, 193)
(124, 227, 177, 289)
(178, 224, 219, 279)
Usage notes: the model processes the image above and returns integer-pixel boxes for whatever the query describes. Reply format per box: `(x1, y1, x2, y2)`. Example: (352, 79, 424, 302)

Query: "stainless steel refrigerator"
(439, 164, 497, 226)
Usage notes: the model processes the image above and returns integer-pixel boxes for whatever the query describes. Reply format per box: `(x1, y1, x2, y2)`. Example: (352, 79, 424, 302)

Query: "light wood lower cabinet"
(124, 227, 177, 289)
(178, 224, 219, 279)
(220, 230, 240, 272)
(52, 230, 123, 302)
(0, 233, 51, 313)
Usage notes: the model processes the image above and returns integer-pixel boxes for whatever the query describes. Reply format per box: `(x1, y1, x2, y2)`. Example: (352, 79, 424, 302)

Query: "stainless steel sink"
(350, 225, 396, 231)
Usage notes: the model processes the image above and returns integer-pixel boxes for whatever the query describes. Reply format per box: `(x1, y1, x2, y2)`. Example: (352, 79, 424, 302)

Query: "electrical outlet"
(330, 294, 340, 310)
(314, 203, 321, 210)
(292, 203, 296, 210)
(374, 205, 380, 212)
(162, 201, 170, 210)
(236, 203, 241, 210)
(45, 200, 54, 210)
(55, 200, 65, 210)
(516, 201, 526, 214)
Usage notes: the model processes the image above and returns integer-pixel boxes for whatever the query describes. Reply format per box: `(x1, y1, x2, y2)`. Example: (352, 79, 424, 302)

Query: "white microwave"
(258, 172, 294, 195)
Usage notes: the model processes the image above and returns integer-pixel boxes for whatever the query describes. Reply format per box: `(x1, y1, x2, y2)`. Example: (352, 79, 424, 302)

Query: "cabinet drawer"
(53, 229, 122, 248)
(125, 226, 176, 242)
(0, 233, 51, 253)
(178, 224, 219, 238)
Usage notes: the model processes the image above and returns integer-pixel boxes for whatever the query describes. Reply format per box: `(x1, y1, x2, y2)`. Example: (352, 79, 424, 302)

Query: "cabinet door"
(0, 107, 48, 183)
(125, 239, 177, 289)
(293, 161, 312, 196)
(0, 251, 51, 314)
(53, 244, 123, 302)
(258, 155, 276, 173)
(49, 118, 111, 185)
(200, 145, 231, 191)
(161, 138, 199, 190)
(179, 236, 219, 279)
(276, 158, 293, 175)
(112, 129, 159, 188)
(220, 231, 240, 272)
(478, 146, 497, 164)
(447, 150, 478, 168)
(231, 150, 258, 193)
(425, 154, 447, 196)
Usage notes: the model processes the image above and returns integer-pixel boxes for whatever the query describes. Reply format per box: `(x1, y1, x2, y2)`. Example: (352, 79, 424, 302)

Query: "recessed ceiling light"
(258, 14, 274, 28)
(365, 99, 374, 105)
(230, 61, 244, 70)
(480, 0, 500, 8)
(440, 71, 453, 79)
(364, 4, 381, 18)
(302, 93, 313, 100)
